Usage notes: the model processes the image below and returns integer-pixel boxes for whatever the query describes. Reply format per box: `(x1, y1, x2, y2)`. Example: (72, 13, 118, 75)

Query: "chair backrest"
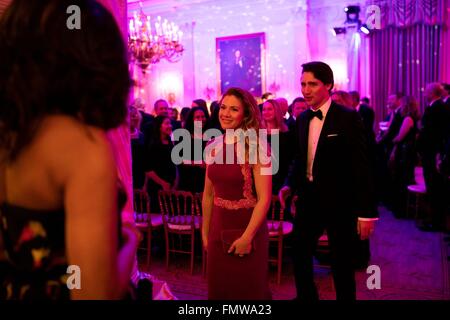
(134, 189, 151, 212)
(193, 192, 203, 215)
(133, 189, 151, 224)
(158, 190, 195, 225)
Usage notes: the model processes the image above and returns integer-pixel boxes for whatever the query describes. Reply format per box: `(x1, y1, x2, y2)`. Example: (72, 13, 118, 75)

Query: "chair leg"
(406, 191, 410, 218)
(165, 230, 170, 270)
(190, 232, 195, 275)
(277, 237, 283, 285)
(146, 229, 151, 269)
(202, 249, 207, 277)
(415, 194, 419, 220)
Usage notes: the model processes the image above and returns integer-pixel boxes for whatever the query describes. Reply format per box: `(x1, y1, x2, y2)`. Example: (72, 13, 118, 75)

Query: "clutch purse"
(221, 229, 255, 254)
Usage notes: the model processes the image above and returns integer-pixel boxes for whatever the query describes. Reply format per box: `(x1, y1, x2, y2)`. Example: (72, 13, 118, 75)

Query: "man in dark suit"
(132, 98, 154, 133)
(349, 91, 375, 140)
(348, 92, 375, 268)
(441, 83, 450, 175)
(417, 83, 450, 232)
(287, 97, 308, 132)
(142, 99, 181, 145)
(375, 93, 404, 209)
(279, 61, 378, 300)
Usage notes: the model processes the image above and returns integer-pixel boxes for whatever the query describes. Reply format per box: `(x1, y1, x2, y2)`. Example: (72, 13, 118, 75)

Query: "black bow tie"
(308, 109, 323, 120)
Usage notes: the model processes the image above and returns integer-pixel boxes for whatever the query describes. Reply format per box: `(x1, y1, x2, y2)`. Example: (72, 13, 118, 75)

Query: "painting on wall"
(216, 32, 266, 97)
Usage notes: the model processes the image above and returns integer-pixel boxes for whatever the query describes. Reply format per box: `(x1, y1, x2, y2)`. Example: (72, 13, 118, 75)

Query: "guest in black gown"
(388, 96, 420, 217)
(177, 107, 210, 193)
(129, 106, 146, 189)
(144, 116, 178, 212)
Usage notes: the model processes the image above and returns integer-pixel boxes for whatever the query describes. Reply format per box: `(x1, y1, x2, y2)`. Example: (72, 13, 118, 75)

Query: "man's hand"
(278, 186, 291, 210)
(357, 219, 376, 240)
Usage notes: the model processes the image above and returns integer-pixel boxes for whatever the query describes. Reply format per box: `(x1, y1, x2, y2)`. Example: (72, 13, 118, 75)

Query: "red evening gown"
(206, 141, 271, 300)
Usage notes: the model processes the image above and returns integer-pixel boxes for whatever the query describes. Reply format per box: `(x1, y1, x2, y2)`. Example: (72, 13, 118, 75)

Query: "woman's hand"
(228, 237, 252, 257)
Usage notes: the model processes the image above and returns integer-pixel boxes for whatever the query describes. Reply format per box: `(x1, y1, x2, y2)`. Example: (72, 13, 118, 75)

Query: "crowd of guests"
(2, 0, 448, 302)
(130, 95, 302, 208)
(130, 82, 450, 274)
(375, 84, 450, 232)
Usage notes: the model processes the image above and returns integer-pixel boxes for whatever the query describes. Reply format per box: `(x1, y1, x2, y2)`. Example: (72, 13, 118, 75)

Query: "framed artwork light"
(216, 32, 266, 97)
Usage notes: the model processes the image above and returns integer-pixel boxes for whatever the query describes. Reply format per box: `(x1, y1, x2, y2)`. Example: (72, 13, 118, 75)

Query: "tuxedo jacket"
(286, 102, 378, 220)
(286, 116, 297, 133)
(139, 111, 154, 132)
(379, 110, 403, 148)
(358, 104, 375, 137)
(417, 99, 450, 157)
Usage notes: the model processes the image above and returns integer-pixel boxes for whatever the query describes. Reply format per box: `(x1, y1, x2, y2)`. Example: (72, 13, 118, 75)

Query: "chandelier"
(128, 2, 184, 71)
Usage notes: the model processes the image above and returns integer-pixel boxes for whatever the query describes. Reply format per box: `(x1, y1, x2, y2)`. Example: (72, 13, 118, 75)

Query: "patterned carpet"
(139, 207, 450, 300)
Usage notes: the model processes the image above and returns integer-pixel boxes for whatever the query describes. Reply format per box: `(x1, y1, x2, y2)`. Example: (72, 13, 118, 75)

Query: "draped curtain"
(347, 30, 371, 96)
(367, 0, 447, 126)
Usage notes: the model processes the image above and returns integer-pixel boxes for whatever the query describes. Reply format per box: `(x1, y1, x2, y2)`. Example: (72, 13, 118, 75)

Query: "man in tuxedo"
(376, 93, 404, 209)
(348, 92, 376, 268)
(132, 98, 154, 133)
(442, 83, 450, 175)
(417, 83, 450, 232)
(279, 61, 378, 300)
(287, 97, 308, 132)
(349, 91, 375, 140)
(142, 99, 180, 145)
(377, 93, 403, 146)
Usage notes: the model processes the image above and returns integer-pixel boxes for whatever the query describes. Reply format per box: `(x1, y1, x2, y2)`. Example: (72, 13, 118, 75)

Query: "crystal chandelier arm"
(128, 2, 184, 69)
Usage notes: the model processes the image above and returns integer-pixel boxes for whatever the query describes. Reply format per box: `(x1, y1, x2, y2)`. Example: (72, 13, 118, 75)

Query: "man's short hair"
(441, 83, 450, 95)
(301, 61, 334, 91)
(154, 99, 168, 109)
(261, 92, 273, 100)
(349, 91, 360, 105)
(426, 83, 445, 98)
(292, 97, 306, 104)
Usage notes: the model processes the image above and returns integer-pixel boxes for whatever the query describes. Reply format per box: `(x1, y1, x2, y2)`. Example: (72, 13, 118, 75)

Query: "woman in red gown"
(202, 87, 272, 300)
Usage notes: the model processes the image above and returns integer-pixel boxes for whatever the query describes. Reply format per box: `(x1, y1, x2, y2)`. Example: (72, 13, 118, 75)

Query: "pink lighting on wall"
(158, 72, 183, 106)
(328, 60, 348, 90)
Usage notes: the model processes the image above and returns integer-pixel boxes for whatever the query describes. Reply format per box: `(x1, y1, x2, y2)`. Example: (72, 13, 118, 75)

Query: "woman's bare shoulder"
(39, 115, 106, 142)
(35, 115, 115, 175)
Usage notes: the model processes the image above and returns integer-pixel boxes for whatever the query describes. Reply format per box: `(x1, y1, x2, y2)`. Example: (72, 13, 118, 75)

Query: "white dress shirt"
(307, 98, 331, 182)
